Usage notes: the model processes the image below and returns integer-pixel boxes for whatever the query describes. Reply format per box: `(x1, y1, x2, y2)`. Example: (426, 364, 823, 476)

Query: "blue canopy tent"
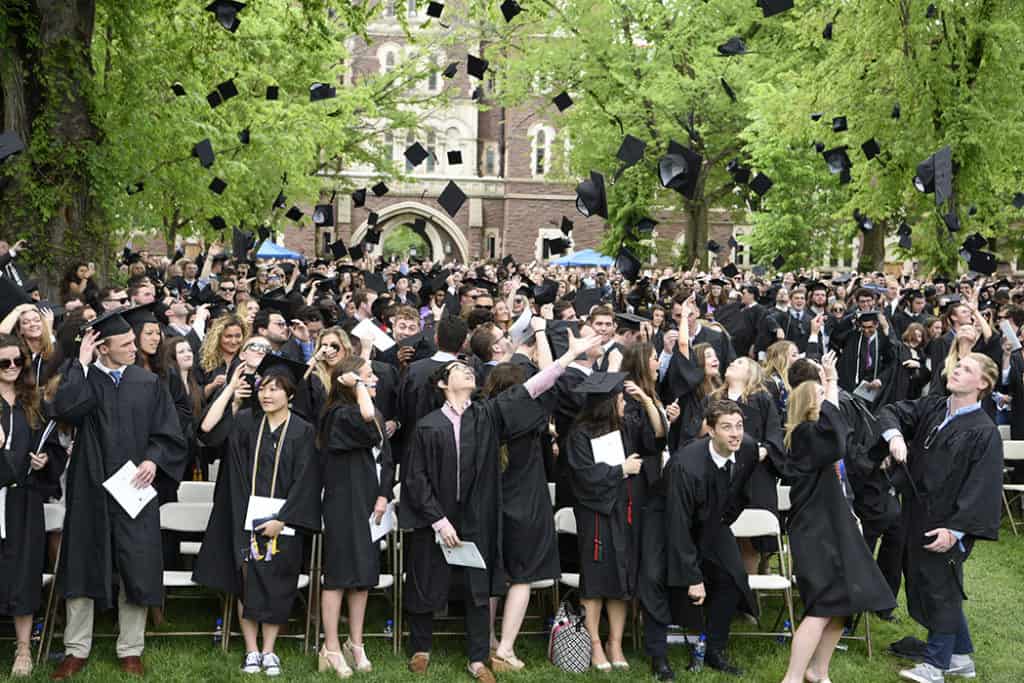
(549, 248, 613, 267)
(255, 240, 305, 261)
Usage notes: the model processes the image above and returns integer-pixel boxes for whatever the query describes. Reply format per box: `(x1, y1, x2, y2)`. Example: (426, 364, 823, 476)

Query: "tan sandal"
(11, 642, 32, 678)
(342, 639, 372, 673)
(490, 651, 526, 672)
(318, 646, 352, 679)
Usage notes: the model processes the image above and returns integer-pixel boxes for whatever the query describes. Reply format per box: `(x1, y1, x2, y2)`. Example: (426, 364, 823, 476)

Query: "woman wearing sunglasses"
(0, 335, 66, 677)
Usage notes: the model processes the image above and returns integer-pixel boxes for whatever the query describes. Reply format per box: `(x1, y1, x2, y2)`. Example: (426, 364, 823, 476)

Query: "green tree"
(742, 0, 1024, 273)
(382, 223, 429, 259)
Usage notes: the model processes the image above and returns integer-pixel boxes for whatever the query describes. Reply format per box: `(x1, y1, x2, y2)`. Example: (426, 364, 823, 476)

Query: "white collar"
(708, 441, 736, 470)
(431, 351, 458, 363)
(568, 362, 593, 376)
(690, 323, 702, 338)
(94, 361, 128, 377)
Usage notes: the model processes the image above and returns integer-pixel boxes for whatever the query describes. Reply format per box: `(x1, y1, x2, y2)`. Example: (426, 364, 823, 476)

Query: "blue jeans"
(924, 610, 973, 669)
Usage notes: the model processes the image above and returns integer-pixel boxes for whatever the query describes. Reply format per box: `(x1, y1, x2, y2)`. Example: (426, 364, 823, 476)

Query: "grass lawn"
(4, 528, 1023, 682)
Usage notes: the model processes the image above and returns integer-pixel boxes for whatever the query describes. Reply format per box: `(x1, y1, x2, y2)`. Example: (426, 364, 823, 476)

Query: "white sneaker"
(945, 655, 977, 678)
(900, 662, 945, 683)
(241, 651, 262, 674)
(262, 652, 282, 677)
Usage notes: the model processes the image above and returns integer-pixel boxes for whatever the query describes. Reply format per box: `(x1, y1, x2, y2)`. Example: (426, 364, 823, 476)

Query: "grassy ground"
(4, 528, 1023, 682)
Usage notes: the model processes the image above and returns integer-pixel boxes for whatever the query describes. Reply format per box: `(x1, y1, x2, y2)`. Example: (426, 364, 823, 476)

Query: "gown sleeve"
(277, 424, 323, 534)
(791, 401, 850, 469)
(877, 395, 929, 440)
(402, 425, 446, 527)
(659, 346, 704, 405)
(325, 405, 381, 452)
(665, 462, 703, 587)
(566, 430, 624, 516)
(51, 361, 98, 425)
(947, 426, 1004, 541)
(144, 379, 188, 482)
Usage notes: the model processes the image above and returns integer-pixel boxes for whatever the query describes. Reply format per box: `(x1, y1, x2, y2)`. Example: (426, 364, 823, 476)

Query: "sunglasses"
(244, 342, 272, 354)
(219, 286, 236, 293)
(322, 342, 341, 352)
(105, 297, 129, 304)
(0, 357, 25, 370)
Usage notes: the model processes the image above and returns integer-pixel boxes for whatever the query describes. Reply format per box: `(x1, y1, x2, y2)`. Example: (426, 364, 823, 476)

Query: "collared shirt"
(430, 351, 458, 363)
(568, 362, 593, 377)
(84, 359, 129, 382)
(708, 441, 736, 470)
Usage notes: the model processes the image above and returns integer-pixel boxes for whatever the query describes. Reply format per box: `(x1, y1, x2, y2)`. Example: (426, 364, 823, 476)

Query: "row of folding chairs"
(1001, 440, 1024, 535)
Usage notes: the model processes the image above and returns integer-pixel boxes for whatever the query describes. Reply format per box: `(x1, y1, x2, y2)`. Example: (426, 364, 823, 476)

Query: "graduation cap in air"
(853, 209, 874, 232)
(258, 226, 273, 242)
(126, 182, 144, 195)
(913, 146, 947, 198)
(266, 85, 279, 100)
(891, 102, 901, 119)
(405, 142, 429, 167)
(351, 188, 367, 208)
(553, 91, 573, 112)
(328, 239, 347, 260)
(313, 204, 335, 227)
(467, 54, 489, 79)
(862, 138, 881, 160)
(500, 0, 523, 22)
(0, 279, 33, 321)
(410, 218, 429, 240)
(365, 226, 382, 246)
(810, 112, 824, 121)
(772, 254, 786, 270)
(728, 235, 740, 249)
(238, 127, 250, 145)
(426, 1, 444, 18)
(575, 171, 608, 218)
(438, 181, 467, 217)
(813, 141, 826, 153)
(615, 246, 642, 282)
(823, 22, 834, 40)
(171, 82, 186, 97)
(362, 270, 388, 294)
(447, 150, 462, 165)
(232, 227, 255, 258)
(967, 251, 997, 276)
(727, 158, 751, 184)
(759, 0, 794, 17)
(442, 62, 458, 79)
(193, 139, 215, 168)
(348, 243, 364, 261)
(720, 78, 737, 102)
(658, 140, 702, 200)
(572, 371, 627, 397)
(367, 211, 380, 227)
(257, 354, 307, 388)
(533, 279, 560, 306)
(371, 182, 389, 197)
(1013, 193, 1024, 210)
(310, 82, 337, 102)
(85, 309, 133, 341)
(962, 232, 987, 253)
(573, 288, 605, 318)
(285, 206, 304, 222)
(926, 3, 938, 18)
(205, 1, 245, 32)
(543, 237, 571, 258)
(706, 240, 721, 254)
(749, 173, 774, 197)
(209, 216, 227, 230)
(560, 216, 574, 235)
(832, 116, 848, 132)
(722, 263, 740, 279)
(637, 217, 658, 234)
(217, 78, 238, 102)
(209, 177, 228, 194)
(822, 146, 851, 175)
(272, 191, 287, 210)
(615, 135, 646, 177)
(717, 37, 748, 56)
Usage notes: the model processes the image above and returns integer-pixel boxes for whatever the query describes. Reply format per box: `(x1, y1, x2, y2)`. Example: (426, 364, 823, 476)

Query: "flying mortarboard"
(258, 226, 272, 242)
(749, 173, 774, 196)
(822, 146, 851, 174)
(560, 216, 574, 235)
(962, 232, 987, 252)
(367, 211, 380, 227)
(216, 79, 238, 102)
(362, 270, 388, 294)
(273, 191, 287, 210)
(447, 150, 462, 165)
(126, 182, 144, 195)
(658, 140, 702, 200)
(365, 227, 382, 246)
(533, 279, 559, 306)
(543, 237, 571, 258)
(616, 135, 646, 171)
(467, 54, 489, 79)
(823, 22, 834, 40)
(442, 62, 458, 79)
(500, 0, 523, 22)
(348, 243, 364, 261)
(266, 85, 279, 100)
(759, 0, 794, 17)
(772, 254, 786, 270)
(209, 177, 228, 194)
(573, 288, 605, 318)
(717, 37, 748, 56)
(706, 240, 721, 254)
(615, 246, 642, 282)
(572, 371, 627, 396)
(575, 171, 608, 218)
(899, 233, 913, 249)
(232, 227, 255, 257)
(426, 1, 444, 18)
(0, 131, 25, 163)
(313, 204, 334, 227)
(727, 158, 751, 184)
(832, 116, 848, 132)
(437, 180, 467, 217)
(553, 91, 573, 112)
(636, 217, 658, 234)
(193, 139, 215, 168)
(209, 216, 227, 230)
(371, 182, 389, 197)
(404, 142, 429, 167)
(722, 263, 740, 278)
(968, 251, 997, 275)
(1013, 193, 1024, 210)
(810, 112, 824, 121)
(351, 188, 366, 207)
(238, 127, 250, 145)
(205, 1, 245, 32)
(285, 206, 304, 222)
(862, 138, 881, 160)
(171, 82, 186, 97)
(310, 82, 337, 102)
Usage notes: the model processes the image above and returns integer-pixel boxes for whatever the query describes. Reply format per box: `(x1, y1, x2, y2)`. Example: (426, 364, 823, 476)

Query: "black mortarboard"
(720, 78, 737, 102)
(832, 116, 848, 132)
(560, 216, 574, 235)
(500, 0, 523, 21)
(544, 237, 571, 257)
(709, 278, 727, 288)
(962, 232, 987, 252)
(266, 85, 279, 100)
(442, 62, 458, 78)
(371, 182, 389, 197)
(122, 302, 160, 330)
(437, 180, 467, 217)
(722, 263, 740, 278)
(285, 206, 303, 222)
(857, 310, 880, 323)
(614, 312, 646, 332)
(313, 204, 334, 227)
(772, 254, 785, 270)
(328, 239, 347, 260)
(616, 135, 646, 170)
(891, 102, 901, 119)
(616, 246, 642, 282)
(310, 82, 337, 102)
(367, 211, 380, 227)
(126, 182, 144, 195)
(209, 216, 227, 230)
(426, 1, 444, 18)
(575, 171, 608, 218)
(807, 280, 828, 294)
(810, 112, 824, 121)
(351, 188, 366, 207)
(727, 158, 751, 184)
(410, 218, 428, 240)
(553, 91, 573, 112)
(238, 127, 250, 145)
(467, 54, 489, 79)
(209, 177, 228, 194)
(534, 279, 559, 306)
(749, 173, 773, 196)
(86, 309, 132, 341)
(217, 78, 238, 101)
(193, 139, 215, 168)
(926, 4, 938, 18)
(717, 37, 748, 56)
(260, 296, 301, 319)
(447, 149, 462, 165)
(205, 1, 245, 32)
(968, 251, 997, 275)
(854, 209, 874, 232)
(257, 226, 272, 242)
(0, 279, 32, 321)
(899, 233, 913, 249)
(206, 90, 222, 108)
(943, 208, 960, 233)
(759, 0, 794, 17)
(232, 227, 255, 257)
(0, 130, 25, 162)
(257, 354, 306, 387)
(171, 82, 186, 96)
(706, 240, 721, 254)
(404, 142, 429, 167)
(573, 288, 604, 318)
(348, 243, 364, 261)
(365, 228, 382, 246)
(362, 271, 388, 294)
(637, 217, 658, 234)
(862, 138, 881, 160)
(572, 371, 627, 396)
(823, 22, 834, 40)
(273, 191, 287, 210)
(658, 140, 702, 200)
(471, 86, 484, 101)
(814, 141, 826, 153)
(822, 146, 851, 174)
(1013, 193, 1024, 210)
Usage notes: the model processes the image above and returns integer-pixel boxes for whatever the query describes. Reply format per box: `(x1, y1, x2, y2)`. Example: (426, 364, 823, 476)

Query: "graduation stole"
(249, 412, 291, 562)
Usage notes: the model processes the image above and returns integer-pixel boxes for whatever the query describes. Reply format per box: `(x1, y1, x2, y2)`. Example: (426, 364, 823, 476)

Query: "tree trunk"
(859, 221, 888, 272)
(681, 169, 710, 266)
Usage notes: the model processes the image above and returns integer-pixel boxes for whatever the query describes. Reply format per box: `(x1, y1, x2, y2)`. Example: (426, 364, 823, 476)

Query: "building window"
(407, 0, 417, 16)
(405, 132, 415, 172)
(535, 130, 547, 176)
(425, 132, 437, 173)
(529, 125, 554, 178)
(487, 235, 497, 260)
(483, 145, 498, 176)
(427, 70, 438, 91)
(384, 0, 395, 17)
(445, 127, 461, 171)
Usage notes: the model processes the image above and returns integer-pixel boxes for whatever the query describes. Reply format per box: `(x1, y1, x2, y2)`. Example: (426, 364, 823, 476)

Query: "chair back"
(1004, 440, 1024, 462)
(554, 507, 577, 535)
(160, 502, 213, 533)
(43, 503, 65, 533)
(177, 481, 216, 503)
(730, 508, 781, 538)
(777, 485, 792, 512)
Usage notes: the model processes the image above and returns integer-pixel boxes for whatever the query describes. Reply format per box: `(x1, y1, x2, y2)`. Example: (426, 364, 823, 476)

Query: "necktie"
(864, 338, 873, 370)
(724, 459, 734, 482)
(110, 370, 122, 386)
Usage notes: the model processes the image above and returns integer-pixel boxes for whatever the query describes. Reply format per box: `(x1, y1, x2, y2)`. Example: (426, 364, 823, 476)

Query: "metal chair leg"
(38, 537, 63, 665)
(1004, 491, 1019, 536)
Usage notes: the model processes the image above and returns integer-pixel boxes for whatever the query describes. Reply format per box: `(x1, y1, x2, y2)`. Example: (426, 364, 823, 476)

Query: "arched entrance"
(350, 202, 470, 263)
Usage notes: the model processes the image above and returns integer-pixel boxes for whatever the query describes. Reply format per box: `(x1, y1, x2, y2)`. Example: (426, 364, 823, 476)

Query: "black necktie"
(724, 459, 734, 482)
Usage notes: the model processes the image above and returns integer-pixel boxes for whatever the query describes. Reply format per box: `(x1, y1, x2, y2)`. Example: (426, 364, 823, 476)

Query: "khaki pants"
(63, 580, 147, 658)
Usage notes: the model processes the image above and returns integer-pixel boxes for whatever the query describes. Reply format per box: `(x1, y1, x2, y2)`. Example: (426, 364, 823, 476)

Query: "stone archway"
(350, 201, 470, 263)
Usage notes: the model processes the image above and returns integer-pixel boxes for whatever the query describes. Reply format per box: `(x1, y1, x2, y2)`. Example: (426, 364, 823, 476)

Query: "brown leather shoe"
(118, 656, 144, 677)
(50, 656, 87, 681)
(408, 652, 430, 674)
(468, 663, 497, 683)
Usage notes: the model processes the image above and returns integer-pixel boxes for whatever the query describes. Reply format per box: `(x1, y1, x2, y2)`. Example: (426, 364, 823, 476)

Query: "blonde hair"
(784, 380, 821, 451)
(1, 304, 54, 360)
(764, 340, 796, 392)
(199, 314, 248, 372)
(713, 357, 767, 402)
(311, 327, 353, 391)
(943, 325, 978, 382)
(962, 352, 999, 399)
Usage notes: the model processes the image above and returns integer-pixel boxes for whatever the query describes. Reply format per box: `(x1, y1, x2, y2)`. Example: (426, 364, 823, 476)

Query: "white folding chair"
(207, 459, 220, 482)
(1002, 440, 1024, 536)
(548, 482, 556, 507)
(37, 504, 65, 664)
(177, 481, 216, 503)
(553, 507, 579, 604)
(730, 509, 796, 641)
(998, 424, 1011, 441)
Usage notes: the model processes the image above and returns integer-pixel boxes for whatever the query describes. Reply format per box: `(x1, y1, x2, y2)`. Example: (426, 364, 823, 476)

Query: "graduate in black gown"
(399, 331, 600, 680)
(0, 335, 66, 678)
(879, 352, 1003, 682)
(779, 351, 895, 683)
(50, 311, 187, 679)
(316, 356, 394, 678)
(662, 401, 761, 678)
(193, 356, 322, 677)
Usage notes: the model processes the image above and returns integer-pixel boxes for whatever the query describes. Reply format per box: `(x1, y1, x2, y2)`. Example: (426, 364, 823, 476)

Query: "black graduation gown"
(877, 395, 1003, 632)
(52, 362, 187, 608)
(399, 385, 547, 612)
(370, 360, 399, 423)
(879, 343, 930, 405)
(320, 405, 394, 590)
(193, 409, 322, 624)
(714, 302, 753, 358)
(0, 402, 66, 616)
(783, 402, 896, 617)
(837, 333, 895, 407)
(659, 436, 758, 629)
(550, 367, 588, 509)
(692, 325, 736, 375)
(567, 409, 654, 601)
(659, 346, 709, 453)
(393, 356, 449, 468)
(999, 351, 1024, 440)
